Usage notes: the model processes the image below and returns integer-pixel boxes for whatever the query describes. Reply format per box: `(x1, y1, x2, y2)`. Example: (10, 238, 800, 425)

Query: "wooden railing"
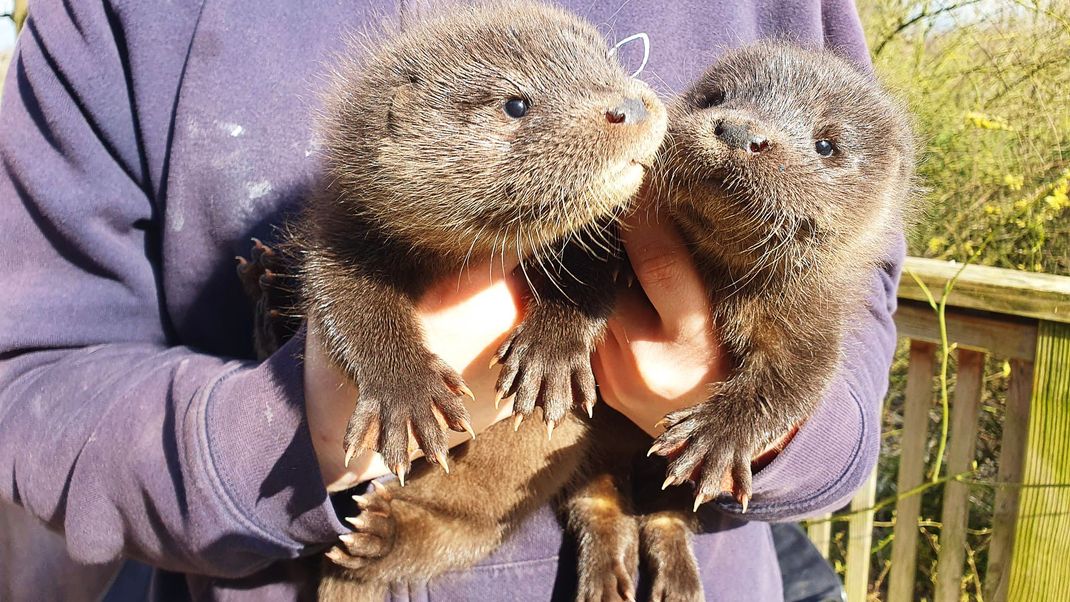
(808, 257, 1070, 602)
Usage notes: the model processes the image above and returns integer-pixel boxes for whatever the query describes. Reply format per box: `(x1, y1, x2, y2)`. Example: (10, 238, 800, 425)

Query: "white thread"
(609, 32, 651, 78)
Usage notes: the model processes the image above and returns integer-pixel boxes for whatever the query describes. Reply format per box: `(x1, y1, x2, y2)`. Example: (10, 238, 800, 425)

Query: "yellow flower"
(1003, 174, 1024, 190)
(964, 111, 1013, 131)
(984, 204, 1002, 216)
(927, 236, 947, 254)
(1046, 193, 1069, 212)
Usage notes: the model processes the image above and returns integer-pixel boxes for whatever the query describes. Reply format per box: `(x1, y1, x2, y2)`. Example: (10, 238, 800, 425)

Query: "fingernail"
(546, 420, 555, 440)
(661, 475, 676, 491)
(513, 414, 524, 432)
(458, 383, 475, 401)
(394, 464, 407, 487)
(739, 494, 750, 514)
(344, 445, 357, 468)
(345, 516, 364, 529)
(339, 533, 355, 545)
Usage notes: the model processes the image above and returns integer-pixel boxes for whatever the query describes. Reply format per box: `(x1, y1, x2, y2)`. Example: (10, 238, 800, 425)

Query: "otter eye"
(504, 97, 530, 118)
(815, 139, 836, 157)
(697, 89, 725, 109)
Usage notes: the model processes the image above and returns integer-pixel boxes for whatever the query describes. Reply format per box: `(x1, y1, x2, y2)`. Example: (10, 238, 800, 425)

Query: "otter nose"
(606, 98, 648, 125)
(714, 120, 770, 153)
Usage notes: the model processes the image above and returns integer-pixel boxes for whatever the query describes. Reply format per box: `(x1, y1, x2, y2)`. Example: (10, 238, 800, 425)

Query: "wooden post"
(985, 359, 1033, 602)
(13, 0, 28, 33)
(934, 349, 985, 602)
(888, 340, 936, 602)
(844, 468, 878, 602)
(807, 515, 832, 560)
(1007, 321, 1070, 601)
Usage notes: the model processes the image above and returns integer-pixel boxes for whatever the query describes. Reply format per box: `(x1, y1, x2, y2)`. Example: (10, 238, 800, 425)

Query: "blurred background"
(1, 1, 1067, 601)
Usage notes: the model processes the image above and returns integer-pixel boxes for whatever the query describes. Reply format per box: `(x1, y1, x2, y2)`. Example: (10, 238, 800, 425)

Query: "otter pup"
(643, 43, 916, 510)
(298, 1, 664, 481)
(237, 1, 668, 600)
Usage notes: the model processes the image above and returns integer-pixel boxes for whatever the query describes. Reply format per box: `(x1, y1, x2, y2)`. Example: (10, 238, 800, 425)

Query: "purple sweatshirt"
(0, 1, 899, 600)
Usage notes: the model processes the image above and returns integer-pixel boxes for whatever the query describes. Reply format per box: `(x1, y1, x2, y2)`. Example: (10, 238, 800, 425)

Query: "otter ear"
(386, 74, 419, 136)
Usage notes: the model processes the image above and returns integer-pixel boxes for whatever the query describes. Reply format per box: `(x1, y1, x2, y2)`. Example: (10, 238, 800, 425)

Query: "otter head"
(663, 43, 914, 271)
(323, 2, 667, 259)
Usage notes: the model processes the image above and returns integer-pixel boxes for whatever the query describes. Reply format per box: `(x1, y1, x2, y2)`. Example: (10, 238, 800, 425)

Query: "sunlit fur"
(644, 42, 918, 518)
(288, 4, 669, 599)
(659, 42, 916, 297)
(317, 1, 666, 267)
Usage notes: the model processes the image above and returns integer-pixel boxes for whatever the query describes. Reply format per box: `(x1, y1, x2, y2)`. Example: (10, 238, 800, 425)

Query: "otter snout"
(714, 120, 771, 154)
(606, 97, 648, 125)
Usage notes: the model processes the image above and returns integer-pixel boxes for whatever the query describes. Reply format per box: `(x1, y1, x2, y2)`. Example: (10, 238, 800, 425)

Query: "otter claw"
(433, 451, 450, 474)
(370, 480, 392, 499)
(693, 493, 710, 512)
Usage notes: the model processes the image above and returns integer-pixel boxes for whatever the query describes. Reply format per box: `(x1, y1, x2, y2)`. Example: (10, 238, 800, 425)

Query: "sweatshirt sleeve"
(0, 1, 345, 578)
(712, 0, 896, 522)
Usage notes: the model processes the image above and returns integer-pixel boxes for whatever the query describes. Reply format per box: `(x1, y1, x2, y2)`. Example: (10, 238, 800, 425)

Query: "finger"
(621, 210, 709, 337)
(605, 280, 660, 343)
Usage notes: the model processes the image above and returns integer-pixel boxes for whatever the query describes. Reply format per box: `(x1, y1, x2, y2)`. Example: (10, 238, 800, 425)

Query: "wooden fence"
(808, 257, 1070, 602)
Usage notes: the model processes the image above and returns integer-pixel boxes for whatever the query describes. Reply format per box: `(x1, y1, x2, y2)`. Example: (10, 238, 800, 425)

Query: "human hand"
(306, 263, 523, 491)
(592, 206, 796, 470)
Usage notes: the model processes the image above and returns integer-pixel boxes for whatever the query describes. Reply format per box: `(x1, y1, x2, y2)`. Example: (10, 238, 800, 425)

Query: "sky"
(1, 1, 16, 53)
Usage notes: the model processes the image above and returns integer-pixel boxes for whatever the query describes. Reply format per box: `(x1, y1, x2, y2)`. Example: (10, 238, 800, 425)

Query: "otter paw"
(649, 558, 703, 602)
(342, 355, 474, 481)
(576, 516, 639, 602)
(641, 515, 704, 602)
(327, 482, 398, 571)
(492, 322, 597, 435)
(577, 558, 636, 602)
(648, 403, 759, 511)
(235, 238, 296, 357)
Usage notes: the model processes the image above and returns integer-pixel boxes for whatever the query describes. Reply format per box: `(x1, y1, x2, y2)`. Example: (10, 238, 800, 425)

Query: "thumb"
(621, 208, 709, 336)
